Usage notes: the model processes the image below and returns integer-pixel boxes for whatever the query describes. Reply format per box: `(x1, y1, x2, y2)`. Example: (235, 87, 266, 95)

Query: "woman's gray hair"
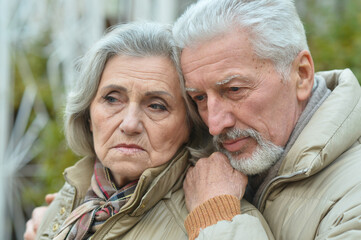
(65, 22, 211, 159)
(173, 0, 310, 80)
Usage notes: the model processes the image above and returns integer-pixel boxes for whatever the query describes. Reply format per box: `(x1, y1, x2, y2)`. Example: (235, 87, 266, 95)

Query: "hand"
(183, 152, 248, 212)
(23, 193, 57, 240)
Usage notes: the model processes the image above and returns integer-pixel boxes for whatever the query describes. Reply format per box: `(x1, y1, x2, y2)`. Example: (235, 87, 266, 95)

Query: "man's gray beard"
(213, 128, 284, 176)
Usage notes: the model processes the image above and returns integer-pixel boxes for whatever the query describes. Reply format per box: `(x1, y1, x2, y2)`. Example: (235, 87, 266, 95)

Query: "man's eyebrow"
(216, 75, 241, 86)
(185, 87, 200, 92)
(185, 75, 247, 92)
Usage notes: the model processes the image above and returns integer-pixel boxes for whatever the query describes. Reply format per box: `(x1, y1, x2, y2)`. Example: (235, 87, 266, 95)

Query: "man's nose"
(119, 104, 143, 135)
(207, 95, 235, 136)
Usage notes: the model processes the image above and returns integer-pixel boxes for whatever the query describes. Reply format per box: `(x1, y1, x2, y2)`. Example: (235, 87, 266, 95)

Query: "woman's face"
(89, 55, 190, 187)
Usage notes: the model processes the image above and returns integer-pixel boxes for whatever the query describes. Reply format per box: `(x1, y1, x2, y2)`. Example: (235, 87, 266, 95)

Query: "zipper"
(257, 168, 308, 211)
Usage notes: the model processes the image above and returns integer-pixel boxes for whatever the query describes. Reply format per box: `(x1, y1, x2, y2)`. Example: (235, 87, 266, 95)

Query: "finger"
(211, 152, 230, 164)
(186, 166, 194, 175)
(184, 166, 196, 188)
(45, 193, 57, 204)
(211, 152, 234, 170)
(211, 151, 227, 159)
(23, 231, 35, 240)
(24, 220, 35, 240)
(194, 157, 207, 167)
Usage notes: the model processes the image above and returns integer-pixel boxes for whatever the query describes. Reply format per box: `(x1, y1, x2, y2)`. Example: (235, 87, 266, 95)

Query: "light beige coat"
(196, 69, 361, 239)
(36, 148, 190, 240)
(36, 147, 272, 239)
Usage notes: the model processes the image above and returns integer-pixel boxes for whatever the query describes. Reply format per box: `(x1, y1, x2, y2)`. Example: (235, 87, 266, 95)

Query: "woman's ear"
(294, 50, 314, 102)
(89, 117, 93, 132)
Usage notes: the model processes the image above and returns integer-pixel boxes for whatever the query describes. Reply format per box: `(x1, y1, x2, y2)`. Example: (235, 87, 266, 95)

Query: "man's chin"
(228, 151, 252, 161)
(221, 147, 282, 176)
(228, 156, 271, 176)
(213, 128, 284, 175)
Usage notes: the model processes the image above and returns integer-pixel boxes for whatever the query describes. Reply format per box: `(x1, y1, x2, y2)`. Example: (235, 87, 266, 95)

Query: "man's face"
(181, 30, 304, 175)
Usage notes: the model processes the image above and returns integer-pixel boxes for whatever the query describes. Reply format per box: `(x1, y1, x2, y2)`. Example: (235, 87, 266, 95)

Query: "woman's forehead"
(98, 55, 182, 97)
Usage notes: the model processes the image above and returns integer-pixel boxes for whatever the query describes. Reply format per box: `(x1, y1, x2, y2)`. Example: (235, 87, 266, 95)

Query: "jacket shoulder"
(263, 140, 361, 239)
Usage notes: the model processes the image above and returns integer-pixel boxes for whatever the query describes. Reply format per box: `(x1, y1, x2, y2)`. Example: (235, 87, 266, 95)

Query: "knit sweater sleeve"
(184, 195, 240, 240)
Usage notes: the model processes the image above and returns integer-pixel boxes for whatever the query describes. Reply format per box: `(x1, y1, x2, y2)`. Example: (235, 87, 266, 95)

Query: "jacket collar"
(63, 146, 190, 215)
(279, 69, 361, 177)
(256, 69, 361, 210)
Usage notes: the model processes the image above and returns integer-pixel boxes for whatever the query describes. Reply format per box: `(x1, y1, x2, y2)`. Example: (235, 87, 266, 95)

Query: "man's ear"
(293, 50, 314, 102)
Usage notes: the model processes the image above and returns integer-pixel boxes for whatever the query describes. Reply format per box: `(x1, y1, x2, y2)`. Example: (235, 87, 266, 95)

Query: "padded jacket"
(194, 69, 361, 239)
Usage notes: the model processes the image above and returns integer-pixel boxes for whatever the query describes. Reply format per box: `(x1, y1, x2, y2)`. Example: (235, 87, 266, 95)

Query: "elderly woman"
(35, 22, 209, 240)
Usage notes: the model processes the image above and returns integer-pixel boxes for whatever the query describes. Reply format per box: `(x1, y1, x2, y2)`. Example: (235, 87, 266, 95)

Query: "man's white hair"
(173, 0, 310, 80)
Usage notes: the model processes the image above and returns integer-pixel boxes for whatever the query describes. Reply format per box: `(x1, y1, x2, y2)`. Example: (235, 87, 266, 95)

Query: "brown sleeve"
(184, 194, 241, 240)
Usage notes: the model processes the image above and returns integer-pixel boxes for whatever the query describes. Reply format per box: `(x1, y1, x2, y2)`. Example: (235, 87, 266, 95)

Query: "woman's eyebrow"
(101, 84, 127, 92)
(145, 90, 173, 98)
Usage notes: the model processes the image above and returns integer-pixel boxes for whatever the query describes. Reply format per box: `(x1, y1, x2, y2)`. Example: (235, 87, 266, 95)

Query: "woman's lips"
(222, 137, 250, 152)
(113, 144, 144, 154)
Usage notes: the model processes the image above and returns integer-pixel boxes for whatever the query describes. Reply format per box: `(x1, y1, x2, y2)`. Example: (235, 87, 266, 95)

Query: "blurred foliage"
(300, 0, 361, 82)
(19, 0, 361, 208)
(15, 39, 78, 207)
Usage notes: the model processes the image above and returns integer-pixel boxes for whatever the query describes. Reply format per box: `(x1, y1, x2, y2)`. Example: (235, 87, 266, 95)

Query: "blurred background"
(0, 0, 360, 239)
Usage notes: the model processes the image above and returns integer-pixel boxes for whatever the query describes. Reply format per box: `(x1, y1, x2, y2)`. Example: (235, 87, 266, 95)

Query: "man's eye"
(194, 95, 206, 102)
(229, 87, 241, 92)
(225, 86, 249, 100)
(149, 104, 167, 111)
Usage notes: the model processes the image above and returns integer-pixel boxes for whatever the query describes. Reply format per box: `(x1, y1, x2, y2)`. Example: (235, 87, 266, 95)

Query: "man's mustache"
(213, 128, 263, 147)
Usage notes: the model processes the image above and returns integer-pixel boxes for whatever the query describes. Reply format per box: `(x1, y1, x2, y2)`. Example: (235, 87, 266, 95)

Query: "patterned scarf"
(54, 159, 138, 240)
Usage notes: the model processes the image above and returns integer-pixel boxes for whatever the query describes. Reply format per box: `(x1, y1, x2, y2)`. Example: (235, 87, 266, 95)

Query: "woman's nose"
(119, 104, 143, 135)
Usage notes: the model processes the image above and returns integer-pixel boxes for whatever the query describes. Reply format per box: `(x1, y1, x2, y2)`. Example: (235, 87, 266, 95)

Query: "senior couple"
(25, 0, 361, 239)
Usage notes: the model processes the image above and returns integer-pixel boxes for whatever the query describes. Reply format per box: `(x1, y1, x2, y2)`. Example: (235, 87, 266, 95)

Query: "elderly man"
(173, 0, 361, 239)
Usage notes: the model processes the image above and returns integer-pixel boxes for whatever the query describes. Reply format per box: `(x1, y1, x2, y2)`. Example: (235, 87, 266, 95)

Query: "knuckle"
(26, 219, 33, 228)
(212, 152, 227, 161)
(196, 157, 208, 165)
(186, 166, 194, 174)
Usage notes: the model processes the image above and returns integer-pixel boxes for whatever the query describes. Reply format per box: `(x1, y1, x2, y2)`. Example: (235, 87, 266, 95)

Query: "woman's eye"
(103, 95, 118, 103)
(149, 103, 167, 111)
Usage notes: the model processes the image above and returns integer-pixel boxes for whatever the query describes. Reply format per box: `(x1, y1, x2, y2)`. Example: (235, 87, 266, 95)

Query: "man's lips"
(113, 144, 145, 154)
(221, 137, 250, 152)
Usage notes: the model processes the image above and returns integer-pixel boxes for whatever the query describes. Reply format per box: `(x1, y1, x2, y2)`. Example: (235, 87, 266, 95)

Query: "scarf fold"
(54, 159, 137, 240)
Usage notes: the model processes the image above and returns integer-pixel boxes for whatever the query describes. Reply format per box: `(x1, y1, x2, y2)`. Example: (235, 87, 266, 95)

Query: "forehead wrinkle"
(114, 62, 176, 82)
